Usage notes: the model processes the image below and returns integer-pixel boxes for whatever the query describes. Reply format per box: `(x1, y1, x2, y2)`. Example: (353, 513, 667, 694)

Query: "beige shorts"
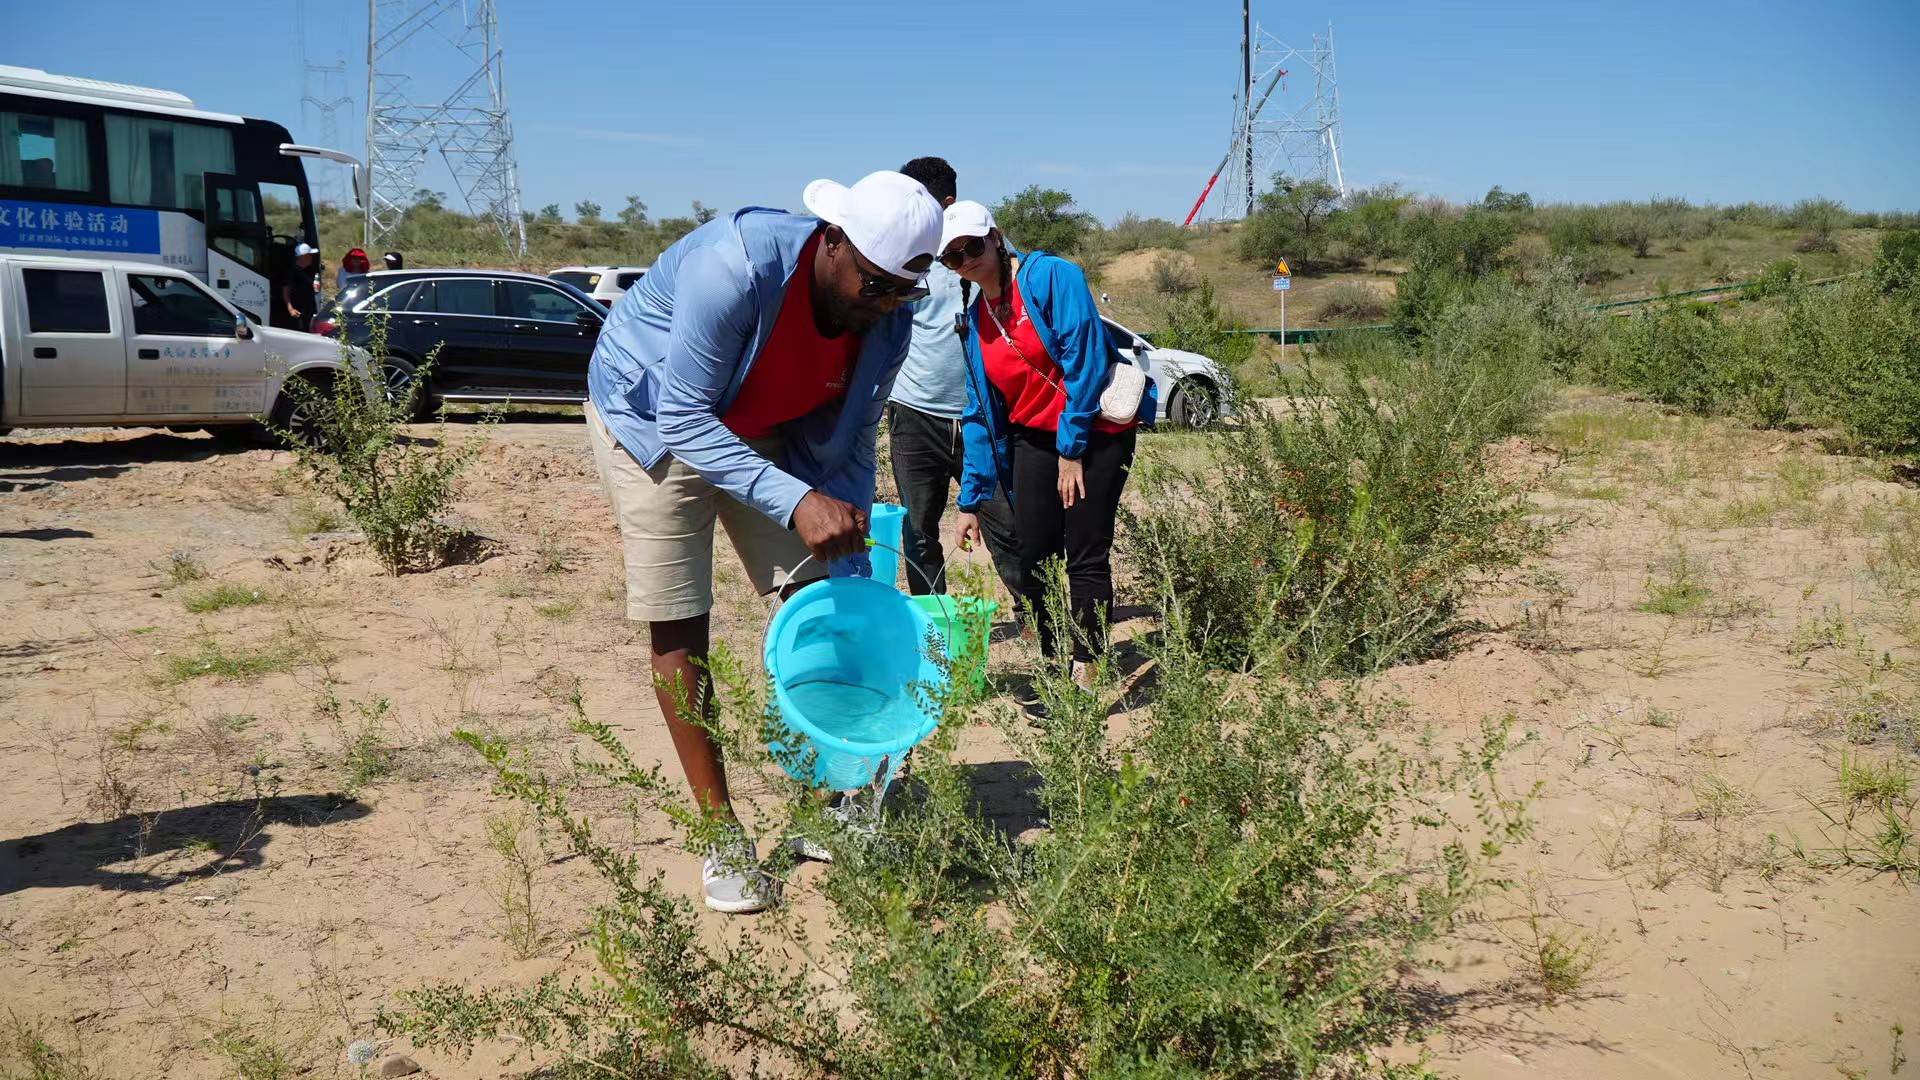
(585, 400, 823, 622)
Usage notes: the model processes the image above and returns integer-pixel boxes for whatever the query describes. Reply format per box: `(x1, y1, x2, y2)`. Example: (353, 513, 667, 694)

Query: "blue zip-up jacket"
(957, 250, 1157, 511)
(587, 208, 913, 575)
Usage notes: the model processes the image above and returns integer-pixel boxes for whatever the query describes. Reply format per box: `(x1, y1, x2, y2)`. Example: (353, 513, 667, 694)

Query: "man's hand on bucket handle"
(793, 491, 868, 563)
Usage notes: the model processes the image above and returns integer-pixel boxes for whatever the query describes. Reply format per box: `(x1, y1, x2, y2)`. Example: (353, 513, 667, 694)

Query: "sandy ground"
(2, 395, 1916, 1078)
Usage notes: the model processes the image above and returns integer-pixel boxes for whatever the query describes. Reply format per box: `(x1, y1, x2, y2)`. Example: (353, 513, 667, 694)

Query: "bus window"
(1, 111, 93, 192)
(208, 182, 263, 269)
(260, 183, 304, 240)
(104, 115, 233, 210)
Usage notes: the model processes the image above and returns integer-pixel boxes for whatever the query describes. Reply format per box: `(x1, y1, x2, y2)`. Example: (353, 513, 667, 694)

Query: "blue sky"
(9, 0, 1917, 222)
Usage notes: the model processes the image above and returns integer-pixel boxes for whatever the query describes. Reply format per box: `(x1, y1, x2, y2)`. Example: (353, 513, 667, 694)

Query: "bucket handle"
(772, 539, 956, 626)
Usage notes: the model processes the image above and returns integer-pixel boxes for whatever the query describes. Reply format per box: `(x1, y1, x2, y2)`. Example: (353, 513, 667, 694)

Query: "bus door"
(202, 173, 274, 322)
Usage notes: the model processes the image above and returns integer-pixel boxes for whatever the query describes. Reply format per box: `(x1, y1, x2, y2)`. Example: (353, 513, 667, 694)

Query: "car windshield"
(550, 271, 598, 291)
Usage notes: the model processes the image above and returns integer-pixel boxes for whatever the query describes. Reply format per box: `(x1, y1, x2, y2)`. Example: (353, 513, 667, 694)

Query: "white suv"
(550, 265, 647, 308)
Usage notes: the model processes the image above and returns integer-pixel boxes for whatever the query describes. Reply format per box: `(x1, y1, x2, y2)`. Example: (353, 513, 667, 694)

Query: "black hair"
(898, 156, 957, 204)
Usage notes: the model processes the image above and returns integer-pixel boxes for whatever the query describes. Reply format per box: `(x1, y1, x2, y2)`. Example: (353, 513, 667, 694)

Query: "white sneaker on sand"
(703, 834, 776, 914)
(788, 792, 877, 864)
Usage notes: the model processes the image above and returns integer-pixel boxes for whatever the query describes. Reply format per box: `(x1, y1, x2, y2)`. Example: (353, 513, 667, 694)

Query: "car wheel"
(1169, 378, 1219, 429)
(380, 356, 430, 420)
(267, 371, 336, 449)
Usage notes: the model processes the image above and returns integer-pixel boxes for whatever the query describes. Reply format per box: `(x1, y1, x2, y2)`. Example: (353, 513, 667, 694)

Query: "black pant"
(1009, 423, 1135, 663)
(886, 402, 1023, 608)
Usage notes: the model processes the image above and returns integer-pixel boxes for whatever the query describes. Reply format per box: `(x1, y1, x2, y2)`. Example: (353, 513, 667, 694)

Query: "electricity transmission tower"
(1185, 5, 1346, 224)
(300, 58, 354, 210)
(364, 0, 527, 253)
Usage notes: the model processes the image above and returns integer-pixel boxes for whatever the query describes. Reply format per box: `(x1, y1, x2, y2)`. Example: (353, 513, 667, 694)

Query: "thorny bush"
(380, 615, 1531, 1078)
(270, 319, 492, 574)
(1122, 328, 1553, 677)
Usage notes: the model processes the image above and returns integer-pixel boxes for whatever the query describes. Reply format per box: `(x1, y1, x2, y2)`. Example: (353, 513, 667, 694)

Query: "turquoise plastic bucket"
(868, 503, 907, 589)
(764, 576, 947, 790)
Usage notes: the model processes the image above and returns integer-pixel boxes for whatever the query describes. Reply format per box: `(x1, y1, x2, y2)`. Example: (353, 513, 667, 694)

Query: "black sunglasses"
(843, 240, 929, 301)
(938, 235, 987, 270)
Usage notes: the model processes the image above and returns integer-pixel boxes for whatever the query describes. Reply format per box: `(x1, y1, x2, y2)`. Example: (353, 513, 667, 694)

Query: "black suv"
(319, 269, 605, 414)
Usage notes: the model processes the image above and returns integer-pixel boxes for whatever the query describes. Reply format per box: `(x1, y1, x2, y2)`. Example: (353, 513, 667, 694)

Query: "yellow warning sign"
(1275, 259, 1291, 276)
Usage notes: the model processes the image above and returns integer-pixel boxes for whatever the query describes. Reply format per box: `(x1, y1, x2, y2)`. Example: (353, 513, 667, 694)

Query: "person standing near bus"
(284, 242, 319, 332)
(337, 247, 370, 291)
(584, 170, 941, 914)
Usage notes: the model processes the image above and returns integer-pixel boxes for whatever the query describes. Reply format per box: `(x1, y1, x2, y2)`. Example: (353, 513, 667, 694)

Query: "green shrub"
(1122, 338, 1550, 676)
(1388, 264, 1474, 343)
(1313, 279, 1391, 324)
(1154, 277, 1256, 372)
(993, 185, 1094, 256)
(1149, 250, 1197, 296)
(1749, 258, 1802, 298)
(1786, 272, 1920, 452)
(381, 634, 1530, 1077)
(1879, 230, 1920, 279)
(1788, 196, 1848, 253)
(1594, 302, 1736, 415)
(272, 326, 492, 575)
(1085, 212, 1189, 260)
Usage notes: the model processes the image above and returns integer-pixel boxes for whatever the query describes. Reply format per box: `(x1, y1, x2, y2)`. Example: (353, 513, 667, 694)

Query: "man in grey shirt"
(890, 157, 1022, 610)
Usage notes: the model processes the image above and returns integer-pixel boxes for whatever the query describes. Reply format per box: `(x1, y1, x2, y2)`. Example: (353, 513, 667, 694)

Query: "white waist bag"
(983, 300, 1148, 426)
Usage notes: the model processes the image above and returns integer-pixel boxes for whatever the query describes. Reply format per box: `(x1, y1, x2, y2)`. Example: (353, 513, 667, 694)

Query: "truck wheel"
(1169, 378, 1219, 429)
(267, 372, 336, 448)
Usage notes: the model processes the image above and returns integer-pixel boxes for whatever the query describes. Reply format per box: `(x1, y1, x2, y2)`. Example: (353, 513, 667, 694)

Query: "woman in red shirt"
(947, 202, 1144, 691)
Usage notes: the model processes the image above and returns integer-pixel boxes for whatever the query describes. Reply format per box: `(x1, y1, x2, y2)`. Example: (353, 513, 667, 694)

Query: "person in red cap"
(336, 247, 370, 291)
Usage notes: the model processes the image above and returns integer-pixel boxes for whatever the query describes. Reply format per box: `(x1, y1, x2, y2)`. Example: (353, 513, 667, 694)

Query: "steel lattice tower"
(300, 58, 354, 210)
(1211, 15, 1346, 220)
(364, 0, 526, 253)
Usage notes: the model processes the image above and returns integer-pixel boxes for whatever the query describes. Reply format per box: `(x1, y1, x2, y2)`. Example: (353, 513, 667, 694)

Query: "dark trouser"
(887, 402, 1023, 607)
(1009, 423, 1136, 664)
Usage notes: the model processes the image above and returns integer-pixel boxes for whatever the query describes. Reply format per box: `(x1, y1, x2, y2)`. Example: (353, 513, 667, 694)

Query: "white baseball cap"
(293, 242, 317, 257)
(802, 171, 942, 281)
(940, 201, 997, 253)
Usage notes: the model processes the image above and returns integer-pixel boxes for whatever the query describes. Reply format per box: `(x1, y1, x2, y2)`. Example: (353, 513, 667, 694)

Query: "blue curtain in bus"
(104, 115, 233, 210)
(0, 111, 93, 191)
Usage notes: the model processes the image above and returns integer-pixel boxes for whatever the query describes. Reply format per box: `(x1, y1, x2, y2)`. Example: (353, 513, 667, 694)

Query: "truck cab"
(0, 253, 366, 435)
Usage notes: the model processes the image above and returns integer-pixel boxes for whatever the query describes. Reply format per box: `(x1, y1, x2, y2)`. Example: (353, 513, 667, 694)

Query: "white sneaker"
(703, 834, 775, 914)
(788, 792, 877, 864)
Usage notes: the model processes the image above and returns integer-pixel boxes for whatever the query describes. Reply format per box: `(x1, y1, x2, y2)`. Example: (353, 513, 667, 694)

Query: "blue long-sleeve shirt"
(957, 250, 1155, 511)
(889, 261, 970, 419)
(586, 207, 913, 573)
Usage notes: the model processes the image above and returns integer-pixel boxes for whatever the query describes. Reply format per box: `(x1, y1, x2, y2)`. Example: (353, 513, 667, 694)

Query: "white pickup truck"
(0, 253, 367, 439)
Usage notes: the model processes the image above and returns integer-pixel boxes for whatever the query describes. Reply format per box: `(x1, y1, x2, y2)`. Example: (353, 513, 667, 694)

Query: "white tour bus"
(0, 65, 362, 326)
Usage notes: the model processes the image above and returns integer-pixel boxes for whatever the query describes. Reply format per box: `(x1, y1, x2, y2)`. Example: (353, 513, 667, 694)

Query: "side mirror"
(575, 310, 602, 329)
(1132, 342, 1148, 356)
(235, 313, 255, 341)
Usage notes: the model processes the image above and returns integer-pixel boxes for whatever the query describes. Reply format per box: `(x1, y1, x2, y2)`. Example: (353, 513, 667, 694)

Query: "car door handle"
(408, 318, 438, 326)
(510, 322, 542, 332)
(33, 347, 56, 358)
(138, 348, 159, 359)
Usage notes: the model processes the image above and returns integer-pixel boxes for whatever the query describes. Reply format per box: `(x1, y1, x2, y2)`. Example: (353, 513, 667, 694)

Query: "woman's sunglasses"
(938, 235, 988, 270)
